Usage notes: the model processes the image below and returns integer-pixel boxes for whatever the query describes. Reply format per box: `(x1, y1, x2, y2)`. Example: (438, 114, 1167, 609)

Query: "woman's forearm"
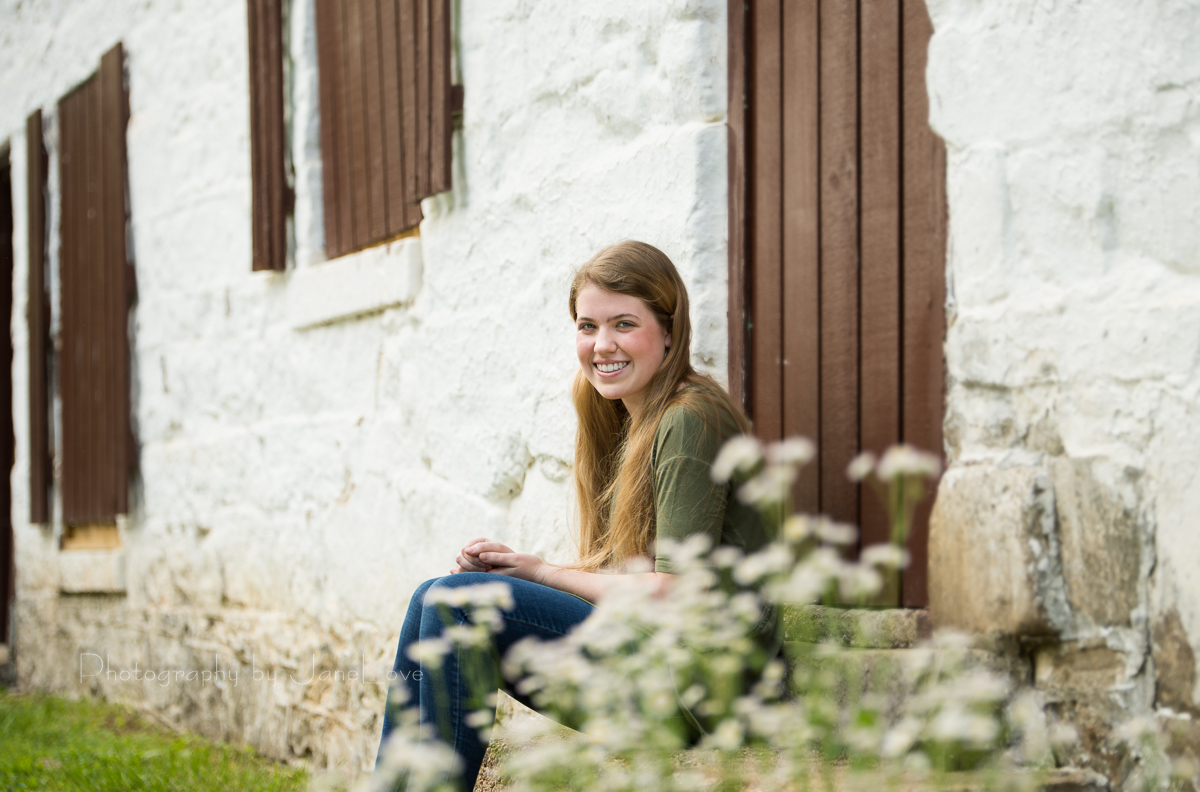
(535, 564, 672, 604)
(462, 542, 674, 603)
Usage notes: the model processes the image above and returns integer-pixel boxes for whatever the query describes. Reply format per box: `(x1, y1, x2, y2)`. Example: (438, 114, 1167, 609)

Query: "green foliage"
(0, 689, 307, 792)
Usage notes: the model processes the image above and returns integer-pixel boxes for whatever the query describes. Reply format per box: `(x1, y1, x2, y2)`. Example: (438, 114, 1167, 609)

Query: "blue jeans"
(374, 573, 595, 792)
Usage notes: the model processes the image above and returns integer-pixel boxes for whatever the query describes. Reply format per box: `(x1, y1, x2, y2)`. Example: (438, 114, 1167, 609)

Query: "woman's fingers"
(478, 551, 534, 569)
(455, 552, 491, 572)
(465, 540, 516, 556)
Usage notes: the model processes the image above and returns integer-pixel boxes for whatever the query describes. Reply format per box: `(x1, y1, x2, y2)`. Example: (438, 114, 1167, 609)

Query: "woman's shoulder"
(655, 381, 744, 455)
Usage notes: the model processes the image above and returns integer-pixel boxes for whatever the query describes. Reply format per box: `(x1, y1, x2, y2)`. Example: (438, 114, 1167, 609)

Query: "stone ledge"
(58, 550, 127, 594)
(781, 604, 931, 649)
(287, 235, 422, 330)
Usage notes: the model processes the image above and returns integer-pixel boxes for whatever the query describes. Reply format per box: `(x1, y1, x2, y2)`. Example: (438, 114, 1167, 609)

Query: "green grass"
(0, 689, 309, 792)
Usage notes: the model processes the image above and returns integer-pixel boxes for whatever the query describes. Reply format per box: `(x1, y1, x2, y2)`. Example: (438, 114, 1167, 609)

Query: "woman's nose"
(595, 327, 618, 352)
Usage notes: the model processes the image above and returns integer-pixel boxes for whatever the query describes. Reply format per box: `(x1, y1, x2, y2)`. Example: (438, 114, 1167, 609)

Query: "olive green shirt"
(651, 401, 771, 574)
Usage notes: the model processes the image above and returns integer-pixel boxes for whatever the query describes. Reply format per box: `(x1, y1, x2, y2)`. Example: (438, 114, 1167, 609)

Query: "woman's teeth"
(597, 362, 628, 373)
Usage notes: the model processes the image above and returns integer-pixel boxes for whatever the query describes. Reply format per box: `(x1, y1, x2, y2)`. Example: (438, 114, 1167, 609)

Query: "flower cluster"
(369, 437, 1044, 792)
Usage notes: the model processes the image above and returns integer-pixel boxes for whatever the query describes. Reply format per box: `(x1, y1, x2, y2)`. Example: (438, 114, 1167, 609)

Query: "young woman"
(375, 241, 772, 791)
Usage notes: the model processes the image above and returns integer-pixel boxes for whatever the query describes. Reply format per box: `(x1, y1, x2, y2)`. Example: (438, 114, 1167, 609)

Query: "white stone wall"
(927, 0, 1200, 740)
(0, 0, 729, 770)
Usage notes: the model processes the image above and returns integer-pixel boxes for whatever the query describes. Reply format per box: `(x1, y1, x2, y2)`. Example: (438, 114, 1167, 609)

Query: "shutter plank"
(25, 111, 50, 524)
(334, 0, 357, 254)
(85, 75, 103, 524)
(0, 151, 13, 640)
(818, 0, 859, 527)
(749, 0, 783, 446)
(429, 0, 451, 194)
(315, 0, 345, 256)
(247, 0, 267, 269)
(67, 85, 85, 524)
(268, 1, 286, 269)
(100, 43, 131, 516)
(344, 0, 372, 250)
(399, 0, 422, 227)
(247, 0, 287, 271)
(58, 91, 75, 524)
(781, 0, 820, 513)
(380, 0, 409, 233)
(901, 0, 944, 608)
(362, 0, 388, 241)
(859, 0, 902, 568)
(413, 0, 431, 200)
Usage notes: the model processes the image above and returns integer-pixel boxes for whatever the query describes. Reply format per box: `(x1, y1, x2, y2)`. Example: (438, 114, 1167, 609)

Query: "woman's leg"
(377, 576, 441, 758)
(376, 573, 594, 792)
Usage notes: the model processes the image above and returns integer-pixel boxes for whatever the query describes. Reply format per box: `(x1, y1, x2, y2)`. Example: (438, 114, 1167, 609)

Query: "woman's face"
(575, 285, 671, 417)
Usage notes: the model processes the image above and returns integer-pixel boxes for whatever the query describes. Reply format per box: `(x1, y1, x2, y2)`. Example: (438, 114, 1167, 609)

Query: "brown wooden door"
(729, 0, 946, 607)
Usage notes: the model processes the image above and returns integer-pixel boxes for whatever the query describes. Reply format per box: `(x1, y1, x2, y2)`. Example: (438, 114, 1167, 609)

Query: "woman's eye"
(578, 323, 595, 331)
(616, 321, 635, 328)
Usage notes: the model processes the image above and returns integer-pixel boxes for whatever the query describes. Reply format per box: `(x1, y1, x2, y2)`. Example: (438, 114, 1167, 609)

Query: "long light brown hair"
(569, 241, 751, 571)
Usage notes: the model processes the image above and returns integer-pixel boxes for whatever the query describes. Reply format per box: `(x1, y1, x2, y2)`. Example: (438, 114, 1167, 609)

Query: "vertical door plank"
(25, 110, 50, 524)
(901, 0, 945, 607)
(380, 0, 409, 233)
(315, 0, 345, 256)
(727, 0, 747, 409)
(399, 0, 422, 227)
(344, 0, 372, 250)
(100, 43, 130, 517)
(749, 0, 784, 446)
(818, 0, 859, 527)
(859, 0, 902, 567)
(781, 0, 821, 513)
(362, 0, 389, 241)
(429, 0, 452, 194)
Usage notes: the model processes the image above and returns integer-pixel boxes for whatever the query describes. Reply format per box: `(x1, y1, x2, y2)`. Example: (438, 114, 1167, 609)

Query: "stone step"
(780, 604, 931, 649)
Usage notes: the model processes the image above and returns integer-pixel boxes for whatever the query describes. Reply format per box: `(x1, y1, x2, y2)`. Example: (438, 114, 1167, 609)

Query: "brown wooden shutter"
(26, 110, 51, 524)
(247, 0, 289, 272)
(315, 0, 453, 258)
(736, 0, 946, 606)
(57, 43, 133, 526)
(2, 148, 15, 644)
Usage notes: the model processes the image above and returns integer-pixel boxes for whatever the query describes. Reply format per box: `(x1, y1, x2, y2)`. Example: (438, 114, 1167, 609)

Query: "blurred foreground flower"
(373, 439, 1041, 792)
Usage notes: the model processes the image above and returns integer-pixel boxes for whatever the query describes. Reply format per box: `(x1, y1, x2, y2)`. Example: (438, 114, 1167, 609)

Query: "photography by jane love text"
(79, 652, 422, 688)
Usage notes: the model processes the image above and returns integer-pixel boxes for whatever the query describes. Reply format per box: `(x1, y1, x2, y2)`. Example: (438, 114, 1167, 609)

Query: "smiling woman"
(373, 241, 774, 792)
(574, 286, 671, 416)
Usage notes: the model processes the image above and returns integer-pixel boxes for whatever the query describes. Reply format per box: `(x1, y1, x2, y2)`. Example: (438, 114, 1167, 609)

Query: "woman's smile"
(595, 361, 629, 375)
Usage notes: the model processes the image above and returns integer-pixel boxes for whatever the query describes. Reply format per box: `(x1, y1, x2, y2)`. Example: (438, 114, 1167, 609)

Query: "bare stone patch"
(1034, 645, 1126, 694)
(1153, 608, 1199, 716)
(1051, 459, 1140, 628)
(928, 465, 1064, 636)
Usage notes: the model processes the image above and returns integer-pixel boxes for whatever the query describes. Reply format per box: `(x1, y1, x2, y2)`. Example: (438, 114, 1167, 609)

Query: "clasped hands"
(450, 537, 556, 586)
